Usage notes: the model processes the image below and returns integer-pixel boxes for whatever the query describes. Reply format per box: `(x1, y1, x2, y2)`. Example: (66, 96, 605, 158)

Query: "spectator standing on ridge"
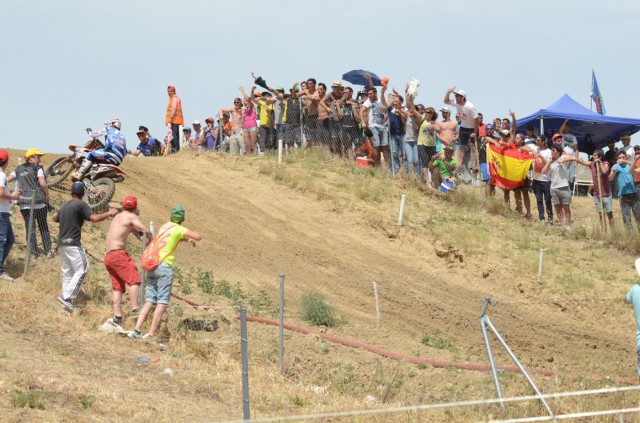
(0, 150, 22, 281)
(130, 127, 164, 157)
(7, 148, 51, 258)
(540, 143, 578, 228)
(435, 107, 458, 149)
(381, 83, 406, 174)
(165, 85, 184, 153)
(292, 78, 320, 147)
(198, 117, 217, 151)
(219, 98, 245, 155)
(531, 135, 553, 224)
(360, 87, 389, 168)
(239, 86, 259, 154)
(103, 195, 151, 331)
(444, 87, 480, 182)
(324, 81, 345, 157)
(255, 91, 276, 153)
(192, 120, 202, 144)
(577, 149, 614, 229)
(613, 150, 640, 232)
(558, 119, 579, 186)
(341, 86, 361, 158)
(283, 86, 302, 152)
(182, 127, 197, 151)
(128, 204, 201, 340)
(53, 182, 118, 311)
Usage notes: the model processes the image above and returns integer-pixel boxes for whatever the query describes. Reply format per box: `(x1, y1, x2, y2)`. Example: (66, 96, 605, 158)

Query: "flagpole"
(590, 68, 594, 112)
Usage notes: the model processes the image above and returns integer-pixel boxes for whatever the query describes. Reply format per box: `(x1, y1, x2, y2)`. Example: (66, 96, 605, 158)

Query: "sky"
(1, 0, 639, 154)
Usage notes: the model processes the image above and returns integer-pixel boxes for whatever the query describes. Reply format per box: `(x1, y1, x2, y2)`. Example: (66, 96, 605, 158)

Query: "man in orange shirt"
(165, 85, 184, 153)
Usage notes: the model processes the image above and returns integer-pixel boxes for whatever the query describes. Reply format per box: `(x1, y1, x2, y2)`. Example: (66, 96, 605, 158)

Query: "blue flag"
(591, 70, 606, 115)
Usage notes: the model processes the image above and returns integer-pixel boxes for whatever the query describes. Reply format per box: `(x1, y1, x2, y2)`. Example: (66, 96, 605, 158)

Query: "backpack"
(141, 225, 177, 271)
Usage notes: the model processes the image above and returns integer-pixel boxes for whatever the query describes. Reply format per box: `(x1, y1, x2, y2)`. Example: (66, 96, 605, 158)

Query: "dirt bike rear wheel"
(84, 178, 115, 211)
(45, 157, 75, 188)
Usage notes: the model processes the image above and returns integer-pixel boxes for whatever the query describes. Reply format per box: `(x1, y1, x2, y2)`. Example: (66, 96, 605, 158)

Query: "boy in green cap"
(129, 204, 202, 339)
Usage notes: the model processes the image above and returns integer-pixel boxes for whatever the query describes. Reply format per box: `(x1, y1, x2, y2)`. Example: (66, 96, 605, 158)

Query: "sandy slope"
(1, 148, 637, 421)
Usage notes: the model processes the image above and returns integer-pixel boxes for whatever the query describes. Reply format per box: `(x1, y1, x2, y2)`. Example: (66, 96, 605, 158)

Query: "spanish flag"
(487, 144, 534, 190)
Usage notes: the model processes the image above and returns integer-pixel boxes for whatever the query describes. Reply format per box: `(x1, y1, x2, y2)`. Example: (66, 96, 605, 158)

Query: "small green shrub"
(12, 388, 46, 409)
(78, 394, 96, 409)
(300, 292, 339, 327)
(196, 270, 214, 294)
(421, 331, 458, 353)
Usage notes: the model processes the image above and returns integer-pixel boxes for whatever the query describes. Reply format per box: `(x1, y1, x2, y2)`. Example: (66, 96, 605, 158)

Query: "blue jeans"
(619, 194, 640, 232)
(145, 262, 173, 305)
(403, 140, 423, 180)
(532, 180, 553, 222)
(370, 127, 388, 148)
(390, 133, 404, 173)
(0, 212, 15, 274)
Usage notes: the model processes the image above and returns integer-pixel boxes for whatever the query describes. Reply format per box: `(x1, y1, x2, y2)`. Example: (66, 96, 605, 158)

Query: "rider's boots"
(71, 159, 93, 181)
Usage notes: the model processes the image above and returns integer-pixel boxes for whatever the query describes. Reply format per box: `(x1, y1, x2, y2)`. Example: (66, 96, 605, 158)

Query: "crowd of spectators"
(139, 79, 640, 232)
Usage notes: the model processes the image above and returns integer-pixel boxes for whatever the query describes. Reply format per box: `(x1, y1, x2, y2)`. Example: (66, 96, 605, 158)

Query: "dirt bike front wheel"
(84, 178, 115, 211)
(45, 157, 75, 188)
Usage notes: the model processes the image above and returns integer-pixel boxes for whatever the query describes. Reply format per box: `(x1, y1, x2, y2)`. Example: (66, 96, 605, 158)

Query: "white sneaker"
(0, 272, 14, 282)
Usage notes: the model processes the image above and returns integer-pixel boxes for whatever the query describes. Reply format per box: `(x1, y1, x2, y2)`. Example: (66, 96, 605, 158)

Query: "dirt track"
(99, 151, 636, 383)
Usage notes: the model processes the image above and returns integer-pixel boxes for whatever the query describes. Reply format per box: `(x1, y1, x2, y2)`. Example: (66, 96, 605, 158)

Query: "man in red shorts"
(103, 196, 151, 330)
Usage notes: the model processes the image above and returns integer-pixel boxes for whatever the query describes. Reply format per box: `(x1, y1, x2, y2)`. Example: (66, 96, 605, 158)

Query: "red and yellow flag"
(487, 144, 534, 190)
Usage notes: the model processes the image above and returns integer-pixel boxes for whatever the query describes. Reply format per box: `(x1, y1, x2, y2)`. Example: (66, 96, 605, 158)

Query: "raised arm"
(509, 110, 517, 137)
(443, 86, 454, 105)
(559, 118, 569, 135)
(405, 93, 423, 123)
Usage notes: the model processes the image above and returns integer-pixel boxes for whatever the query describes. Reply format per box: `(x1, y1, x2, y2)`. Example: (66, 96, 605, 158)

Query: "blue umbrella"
(342, 69, 382, 87)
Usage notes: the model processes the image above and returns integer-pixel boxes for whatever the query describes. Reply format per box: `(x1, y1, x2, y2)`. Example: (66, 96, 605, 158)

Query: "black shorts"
(418, 145, 437, 168)
(304, 114, 318, 143)
(459, 127, 474, 146)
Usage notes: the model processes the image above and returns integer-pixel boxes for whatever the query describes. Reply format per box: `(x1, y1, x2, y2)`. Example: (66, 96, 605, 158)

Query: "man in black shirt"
(53, 182, 117, 311)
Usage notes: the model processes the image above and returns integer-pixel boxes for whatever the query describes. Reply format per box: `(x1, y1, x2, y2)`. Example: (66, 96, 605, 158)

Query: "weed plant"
(299, 292, 340, 327)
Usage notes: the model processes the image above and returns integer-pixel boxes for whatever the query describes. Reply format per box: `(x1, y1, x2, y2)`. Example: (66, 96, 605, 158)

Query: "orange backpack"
(141, 225, 177, 271)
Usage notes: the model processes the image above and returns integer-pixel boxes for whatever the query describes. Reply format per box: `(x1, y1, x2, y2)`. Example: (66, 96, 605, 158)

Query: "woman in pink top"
(240, 86, 259, 154)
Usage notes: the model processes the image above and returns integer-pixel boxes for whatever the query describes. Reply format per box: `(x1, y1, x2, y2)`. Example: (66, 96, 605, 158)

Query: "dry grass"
(2, 147, 640, 422)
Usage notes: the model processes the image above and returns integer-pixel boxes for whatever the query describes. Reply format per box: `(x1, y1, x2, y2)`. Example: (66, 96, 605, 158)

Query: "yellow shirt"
(258, 100, 274, 128)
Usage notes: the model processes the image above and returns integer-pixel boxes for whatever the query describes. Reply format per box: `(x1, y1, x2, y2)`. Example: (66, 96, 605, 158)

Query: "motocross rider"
(71, 118, 127, 181)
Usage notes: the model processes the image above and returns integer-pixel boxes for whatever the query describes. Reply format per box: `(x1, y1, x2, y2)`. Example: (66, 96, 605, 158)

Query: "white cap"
(192, 120, 201, 125)
(439, 107, 450, 113)
(453, 89, 467, 99)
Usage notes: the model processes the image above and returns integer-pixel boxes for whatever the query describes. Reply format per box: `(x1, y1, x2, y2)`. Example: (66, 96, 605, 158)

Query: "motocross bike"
(46, 135, 126, 210)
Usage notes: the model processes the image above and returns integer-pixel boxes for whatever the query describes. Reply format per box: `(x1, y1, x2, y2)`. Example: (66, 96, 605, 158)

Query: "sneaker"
(57, 295, 76, 311)
(142, 333, 154, 340)
(127, 330, 142, 339)
(130, 308, 140, 319)
(0, 272, 14, 282)
(99, 318, 125, 334)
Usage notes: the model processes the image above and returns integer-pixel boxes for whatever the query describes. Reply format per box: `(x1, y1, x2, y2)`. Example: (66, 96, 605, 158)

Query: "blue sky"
(1, 0, 638, 153)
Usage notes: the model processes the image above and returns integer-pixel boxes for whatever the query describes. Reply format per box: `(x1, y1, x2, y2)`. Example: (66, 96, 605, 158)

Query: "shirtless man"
(103, 196, 151, 329)
(218, 98, 245, 154)
(291, 78, 320, 147)
(436, 107, 458, 148)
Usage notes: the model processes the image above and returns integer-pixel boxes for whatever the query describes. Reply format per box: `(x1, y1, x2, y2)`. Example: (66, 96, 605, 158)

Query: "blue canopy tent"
(516, 94, 640, 154)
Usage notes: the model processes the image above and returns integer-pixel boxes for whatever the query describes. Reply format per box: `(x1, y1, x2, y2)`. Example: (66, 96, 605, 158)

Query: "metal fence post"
(23, 192, 36, 276)
(139, 232, 147, 307)
(279, 274, 285, 374)
(240, 306, 251, 421)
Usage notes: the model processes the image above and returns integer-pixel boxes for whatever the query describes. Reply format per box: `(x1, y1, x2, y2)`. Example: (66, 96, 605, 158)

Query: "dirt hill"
(0, 148, 638, 421)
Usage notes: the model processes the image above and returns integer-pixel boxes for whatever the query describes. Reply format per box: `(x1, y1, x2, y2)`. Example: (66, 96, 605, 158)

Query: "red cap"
(205, 117, 214, 123)
(552, 133, 563, 142)
(0, 150, 8, 163)
(167, 85, 176, 91)
(255, 92, 262, 97)
(122, 195, 137, 210)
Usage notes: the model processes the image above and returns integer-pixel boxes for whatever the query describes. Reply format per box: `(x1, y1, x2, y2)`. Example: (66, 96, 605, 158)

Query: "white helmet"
(106, 118, 121, 130)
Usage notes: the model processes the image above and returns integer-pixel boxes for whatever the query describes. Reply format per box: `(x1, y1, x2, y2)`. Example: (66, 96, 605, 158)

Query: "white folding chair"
(573, 164, 593, 196)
